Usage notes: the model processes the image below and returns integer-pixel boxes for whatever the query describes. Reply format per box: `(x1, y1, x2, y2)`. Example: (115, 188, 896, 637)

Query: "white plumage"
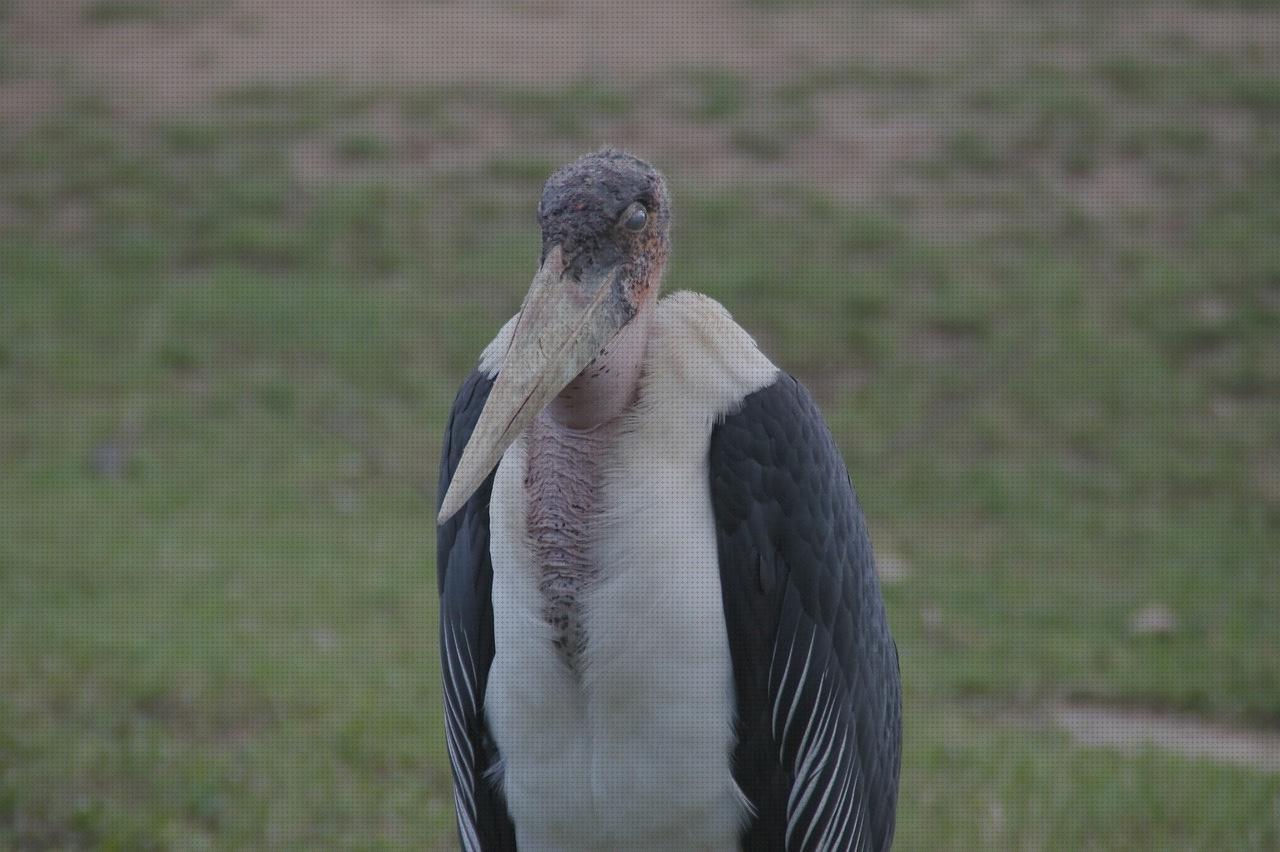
(474, 292, 776, 850)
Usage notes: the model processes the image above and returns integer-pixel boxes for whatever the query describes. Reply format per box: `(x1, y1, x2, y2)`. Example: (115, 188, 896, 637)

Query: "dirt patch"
(0, 78, 61, 132)
(8, 0, 1278, 242)
(4, 0, 971, 204)
(1047, 701, 1280, 773)
(1127, 4, 1280, 65)
(8, 0, 963, 113)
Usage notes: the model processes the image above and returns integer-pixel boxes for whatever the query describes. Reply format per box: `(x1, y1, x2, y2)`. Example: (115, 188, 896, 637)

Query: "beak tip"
(436, 492, 460, 526)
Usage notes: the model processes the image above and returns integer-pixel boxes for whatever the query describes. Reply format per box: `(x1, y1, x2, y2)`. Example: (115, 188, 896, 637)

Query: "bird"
(436, 148, 901, 851)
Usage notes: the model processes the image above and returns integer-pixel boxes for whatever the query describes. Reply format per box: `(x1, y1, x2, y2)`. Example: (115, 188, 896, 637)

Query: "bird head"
(438, 149, 670, 524)
(536, 147, 671, 309)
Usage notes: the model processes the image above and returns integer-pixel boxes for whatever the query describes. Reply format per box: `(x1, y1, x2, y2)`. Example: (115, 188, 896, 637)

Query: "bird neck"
(546, 303, 652, 430)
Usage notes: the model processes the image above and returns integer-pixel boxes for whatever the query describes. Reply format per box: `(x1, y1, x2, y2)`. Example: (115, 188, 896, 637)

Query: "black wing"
(437, 370, 517, 852)
(710, 374, 902, 852)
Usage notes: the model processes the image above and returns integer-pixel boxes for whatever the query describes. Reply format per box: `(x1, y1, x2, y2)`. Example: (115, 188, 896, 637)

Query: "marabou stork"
(437, 149, 901, 851)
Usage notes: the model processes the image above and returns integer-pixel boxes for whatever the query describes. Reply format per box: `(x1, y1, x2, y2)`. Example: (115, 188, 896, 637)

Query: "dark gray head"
(536, 148, 671, 309)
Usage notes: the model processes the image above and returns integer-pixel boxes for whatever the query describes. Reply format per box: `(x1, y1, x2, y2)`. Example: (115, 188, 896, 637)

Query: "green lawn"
(3, 13, 1280, 846)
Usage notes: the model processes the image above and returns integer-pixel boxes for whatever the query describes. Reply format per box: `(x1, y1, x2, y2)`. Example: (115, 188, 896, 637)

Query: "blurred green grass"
(3, 20, 1280, 848)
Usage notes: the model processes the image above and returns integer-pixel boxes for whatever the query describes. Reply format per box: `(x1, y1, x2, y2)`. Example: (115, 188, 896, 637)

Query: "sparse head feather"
(536, 148, 671, 281)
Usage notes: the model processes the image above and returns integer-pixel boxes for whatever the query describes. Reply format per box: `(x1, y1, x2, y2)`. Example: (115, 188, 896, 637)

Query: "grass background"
(2, 0, 1280, 847)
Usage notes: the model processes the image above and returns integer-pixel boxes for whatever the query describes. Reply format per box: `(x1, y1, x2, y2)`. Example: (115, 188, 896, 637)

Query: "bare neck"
(546, 304, 652, 430)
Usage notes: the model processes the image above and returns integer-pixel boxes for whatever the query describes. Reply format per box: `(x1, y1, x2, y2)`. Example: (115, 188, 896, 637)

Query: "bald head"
(536, 148, 671, 307)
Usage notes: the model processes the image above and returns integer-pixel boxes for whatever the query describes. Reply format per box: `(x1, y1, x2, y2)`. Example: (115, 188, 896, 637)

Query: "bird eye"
(621, 203, 648, 232)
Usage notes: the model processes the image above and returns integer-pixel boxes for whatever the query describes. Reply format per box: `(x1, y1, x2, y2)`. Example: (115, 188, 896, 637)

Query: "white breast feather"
(483, 292, 777, 851)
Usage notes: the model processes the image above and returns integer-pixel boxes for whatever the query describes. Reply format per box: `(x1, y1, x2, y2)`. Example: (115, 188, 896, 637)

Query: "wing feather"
(437, 370, 518, 851)
(710, 373, 902, 851)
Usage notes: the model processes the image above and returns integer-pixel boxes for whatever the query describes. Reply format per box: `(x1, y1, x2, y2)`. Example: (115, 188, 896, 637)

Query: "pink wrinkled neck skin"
(524, 306, 652, 669)
(524, 413, 610, 669)
(545, 305, 652, 429)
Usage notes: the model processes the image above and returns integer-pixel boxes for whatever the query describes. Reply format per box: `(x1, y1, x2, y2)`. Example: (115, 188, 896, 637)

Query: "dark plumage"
(436, 371, 515, 851)
(711, 374, 902, 850)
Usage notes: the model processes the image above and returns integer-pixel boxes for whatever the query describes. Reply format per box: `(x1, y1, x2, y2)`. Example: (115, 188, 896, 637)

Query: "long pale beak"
(437, 247, 632, 524)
